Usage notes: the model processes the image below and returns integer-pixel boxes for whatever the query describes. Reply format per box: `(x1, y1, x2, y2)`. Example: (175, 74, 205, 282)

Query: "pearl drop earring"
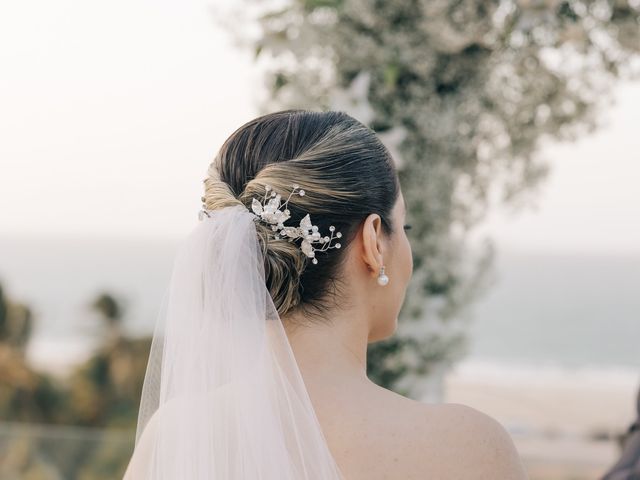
(377, 265, 389, 286)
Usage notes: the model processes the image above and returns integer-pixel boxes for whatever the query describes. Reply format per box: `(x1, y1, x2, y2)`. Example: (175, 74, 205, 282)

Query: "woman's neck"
(282, 309, 371, 386)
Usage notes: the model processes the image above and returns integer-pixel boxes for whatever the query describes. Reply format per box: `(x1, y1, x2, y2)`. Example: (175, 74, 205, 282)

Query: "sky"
(1, 0, 639, 255)
(473, 80, 640, 255)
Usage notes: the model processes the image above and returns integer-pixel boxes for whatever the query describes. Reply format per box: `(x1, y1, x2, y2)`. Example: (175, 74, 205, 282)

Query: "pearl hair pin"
(249, 184, 342, 265)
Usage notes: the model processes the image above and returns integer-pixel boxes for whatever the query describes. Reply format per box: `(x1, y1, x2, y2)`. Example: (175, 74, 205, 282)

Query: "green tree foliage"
(0, 283, 33, 352)
(0, 284, 149, 479)
(0, 282, 65, 423)
(67, 291, 150, 428)
(218, 0, 640, 397)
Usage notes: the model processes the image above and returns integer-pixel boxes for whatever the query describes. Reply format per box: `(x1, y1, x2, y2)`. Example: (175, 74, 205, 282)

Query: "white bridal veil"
(125, 205, 345, 479)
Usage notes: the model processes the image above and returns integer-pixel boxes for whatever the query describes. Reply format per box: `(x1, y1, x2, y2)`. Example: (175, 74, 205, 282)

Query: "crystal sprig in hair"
(250, 184, 342, 265)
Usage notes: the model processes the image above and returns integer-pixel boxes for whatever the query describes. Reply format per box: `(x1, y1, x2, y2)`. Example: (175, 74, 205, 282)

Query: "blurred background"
(1, 0, 639, 478)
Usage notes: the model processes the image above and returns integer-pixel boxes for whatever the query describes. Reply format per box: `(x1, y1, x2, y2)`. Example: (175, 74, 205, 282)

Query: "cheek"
(391, 232, 412, 284)
(401, 235, 413, 279)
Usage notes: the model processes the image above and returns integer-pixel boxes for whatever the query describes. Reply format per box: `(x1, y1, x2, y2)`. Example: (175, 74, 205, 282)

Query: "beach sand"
(445, 361, 639, 480)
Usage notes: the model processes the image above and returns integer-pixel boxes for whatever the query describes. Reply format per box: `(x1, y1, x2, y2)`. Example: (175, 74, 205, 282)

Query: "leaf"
(281, 226, 300, 238)
(251, 198, 263, 216)
(299, 214, 313, 232)
(300, 240, 314, 257)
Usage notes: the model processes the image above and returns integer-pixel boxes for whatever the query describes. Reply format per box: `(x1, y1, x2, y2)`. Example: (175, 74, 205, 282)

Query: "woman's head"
(202, 110, 412, 340)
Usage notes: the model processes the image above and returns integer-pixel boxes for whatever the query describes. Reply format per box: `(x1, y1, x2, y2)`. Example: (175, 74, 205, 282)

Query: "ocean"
(0, 234, 638, 381)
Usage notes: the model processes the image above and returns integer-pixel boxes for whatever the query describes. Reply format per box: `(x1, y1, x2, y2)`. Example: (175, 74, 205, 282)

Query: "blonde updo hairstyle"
(202, 110, 399, 321)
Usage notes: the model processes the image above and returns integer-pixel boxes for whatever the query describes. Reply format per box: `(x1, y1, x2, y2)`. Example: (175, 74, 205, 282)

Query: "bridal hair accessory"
(249, 184, 342, 265)
(377, 265, 389, 286)
(198, 184, 343, 264)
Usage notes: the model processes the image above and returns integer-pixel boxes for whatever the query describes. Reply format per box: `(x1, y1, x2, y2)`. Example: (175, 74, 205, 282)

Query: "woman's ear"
(360, 213, 384, 274)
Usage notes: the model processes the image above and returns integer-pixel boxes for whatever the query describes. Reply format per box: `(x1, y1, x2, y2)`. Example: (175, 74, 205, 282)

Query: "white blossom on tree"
(216, 0, 640, 398)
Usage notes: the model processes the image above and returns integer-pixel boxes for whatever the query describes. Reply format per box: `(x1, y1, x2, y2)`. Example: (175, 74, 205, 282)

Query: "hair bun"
(202, 162, 245, 211)
(254, 222, 306, 315)
(203, 110, 399, 321)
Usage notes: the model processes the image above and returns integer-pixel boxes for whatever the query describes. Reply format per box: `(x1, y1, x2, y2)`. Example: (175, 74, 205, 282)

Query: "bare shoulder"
(351, 385, 528, 479)
(415, 401, 528, 479)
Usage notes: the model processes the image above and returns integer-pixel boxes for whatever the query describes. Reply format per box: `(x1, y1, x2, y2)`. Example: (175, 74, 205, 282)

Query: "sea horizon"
(1, 233, 639, 380)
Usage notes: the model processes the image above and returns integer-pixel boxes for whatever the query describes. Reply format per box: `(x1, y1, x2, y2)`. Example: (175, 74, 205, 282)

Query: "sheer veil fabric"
(126, 205, 345, 479)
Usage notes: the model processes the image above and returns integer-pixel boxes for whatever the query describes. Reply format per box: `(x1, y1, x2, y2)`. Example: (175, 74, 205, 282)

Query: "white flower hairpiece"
(250, 184, 342, 265)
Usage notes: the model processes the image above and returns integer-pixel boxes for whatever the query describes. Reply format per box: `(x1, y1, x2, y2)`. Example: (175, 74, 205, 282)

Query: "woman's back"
(308, 377, 527, 479)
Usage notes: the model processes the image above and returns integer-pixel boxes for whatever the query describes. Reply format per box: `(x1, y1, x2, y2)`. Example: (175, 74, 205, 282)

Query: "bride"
(124, 110, 527, 479)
